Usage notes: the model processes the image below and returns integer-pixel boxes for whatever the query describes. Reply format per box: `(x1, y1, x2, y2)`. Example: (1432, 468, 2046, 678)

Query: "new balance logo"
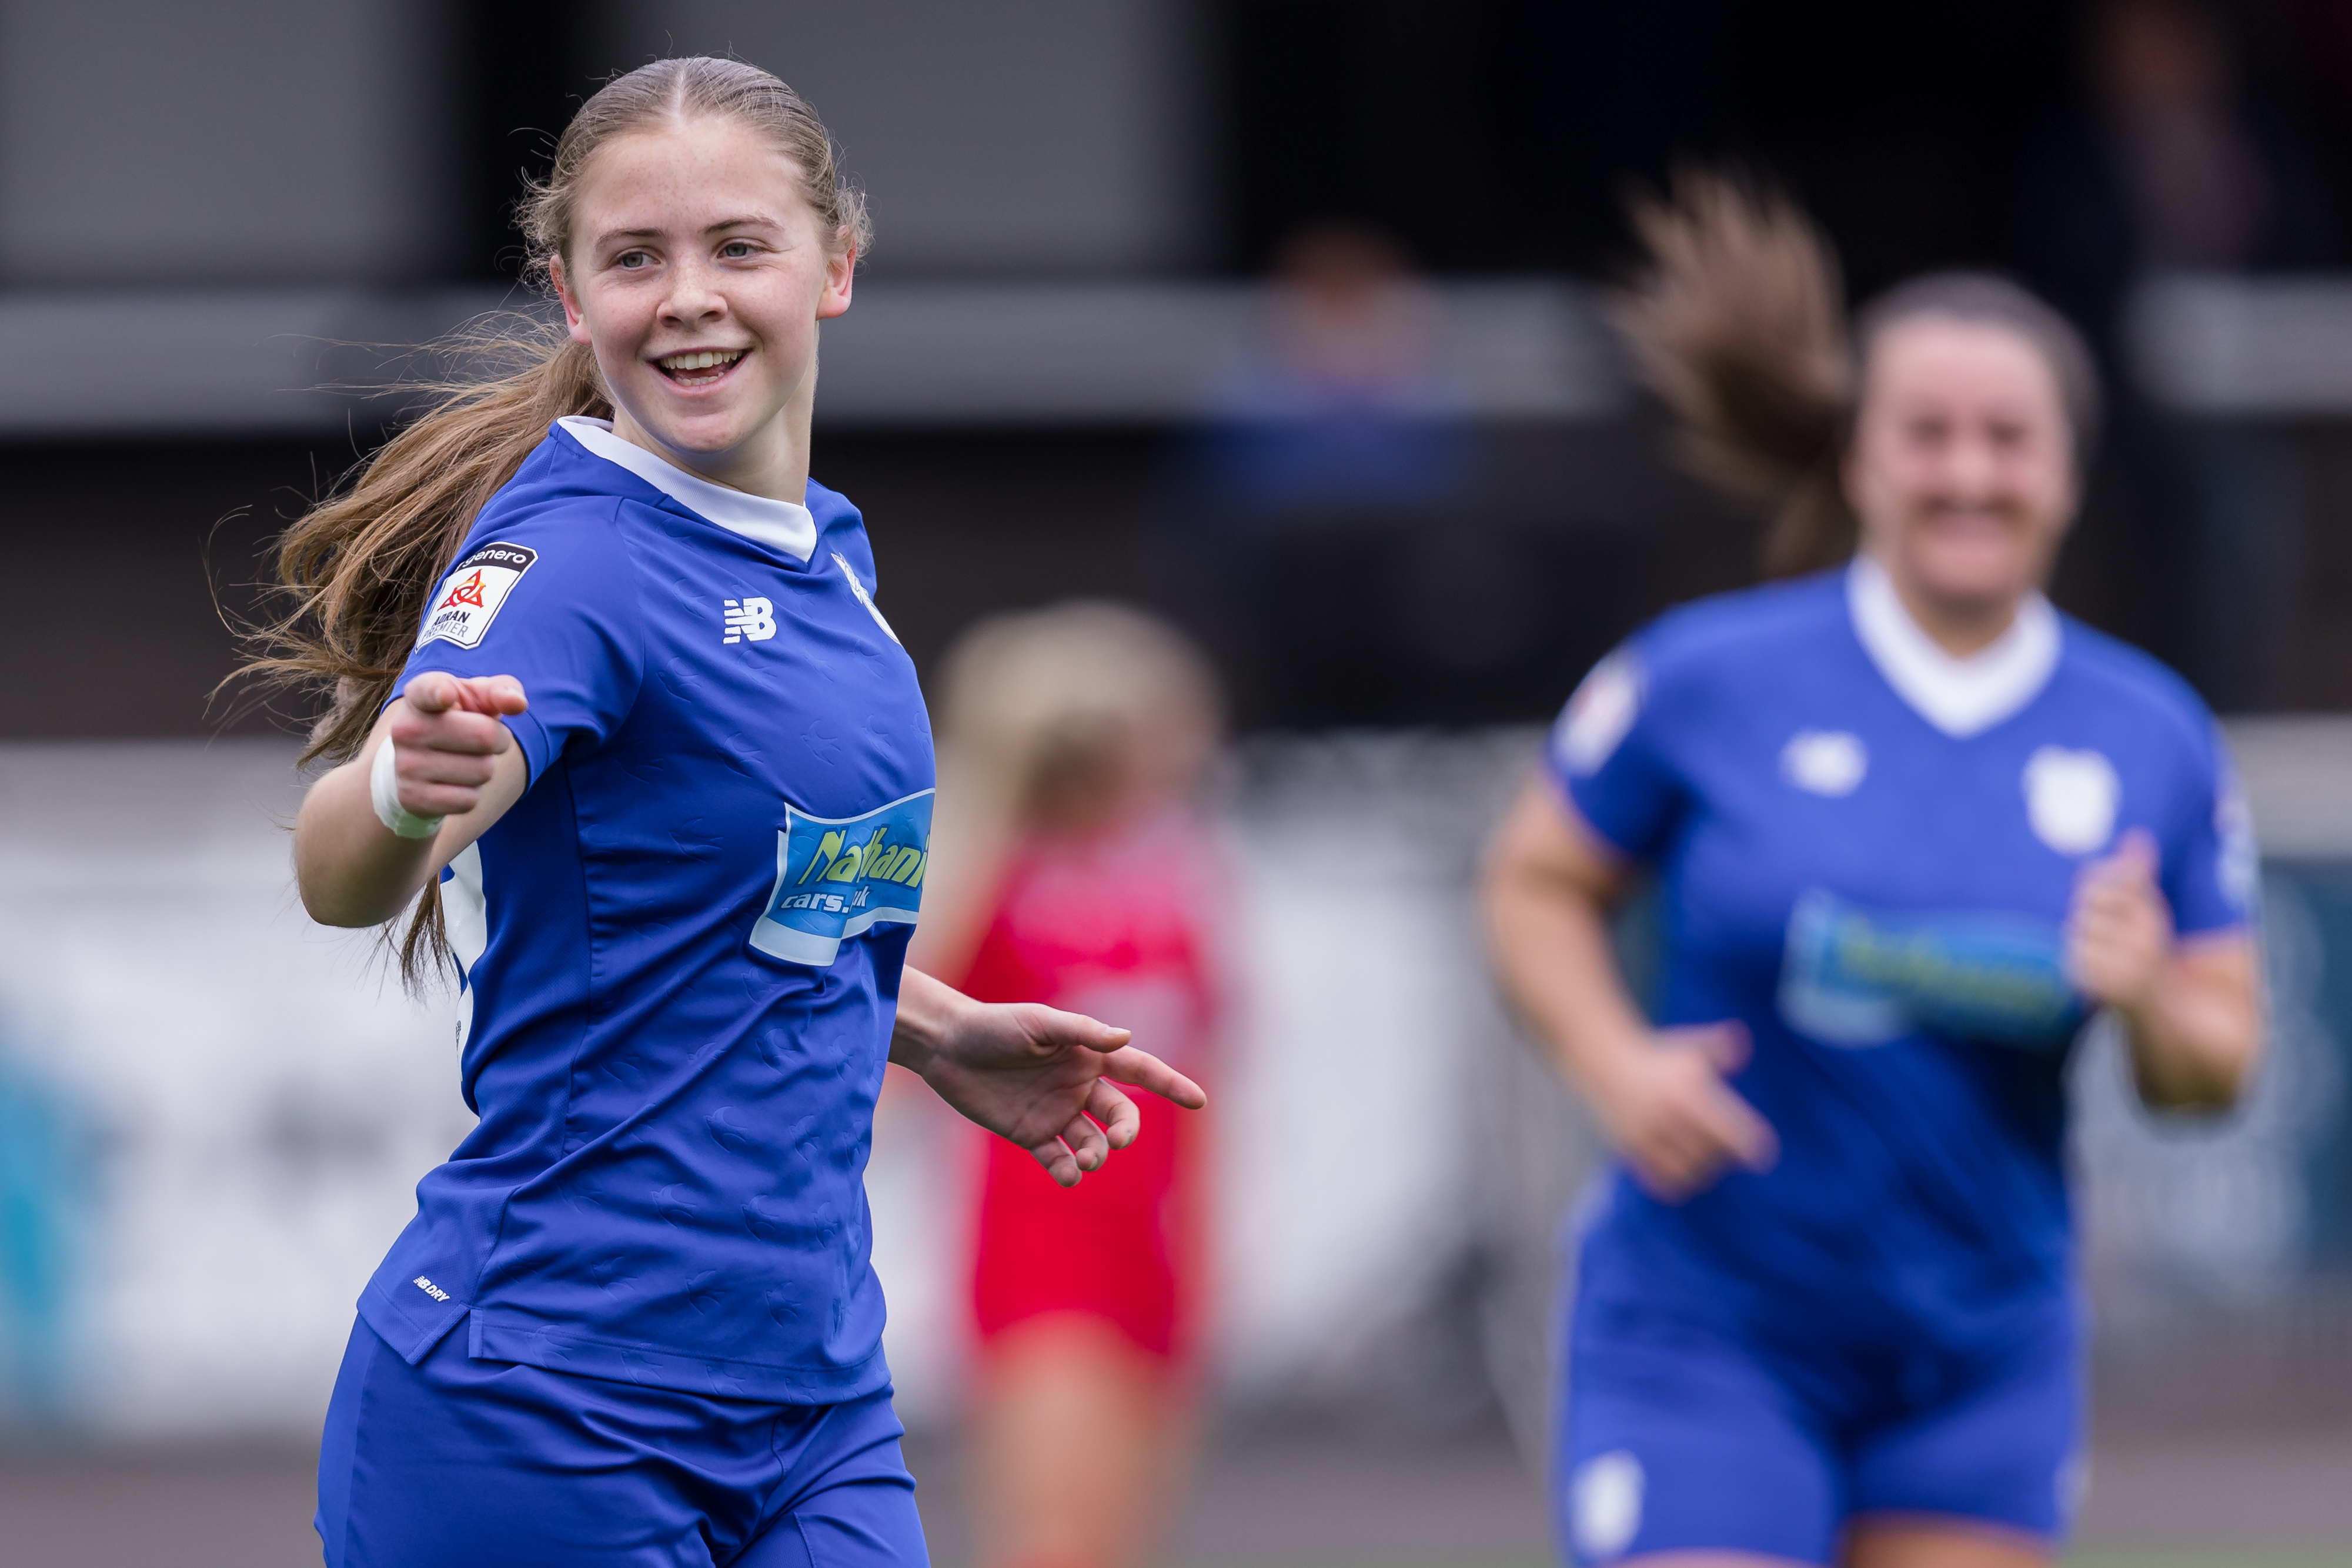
(412, 1275, 451, 1303)
(723, 597, 776, 644)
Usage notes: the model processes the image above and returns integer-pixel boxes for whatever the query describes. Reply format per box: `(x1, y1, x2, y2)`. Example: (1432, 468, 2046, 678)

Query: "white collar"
(1846, 554, 2060, 738)
(556, 416, 817, 563)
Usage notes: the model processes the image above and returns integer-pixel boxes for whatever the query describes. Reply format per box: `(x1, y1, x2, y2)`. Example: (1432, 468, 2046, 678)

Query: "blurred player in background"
(257, 58, 1201, 1568)
(1482, 176, 2263, 1568)
(914, 603, 1227, 1568)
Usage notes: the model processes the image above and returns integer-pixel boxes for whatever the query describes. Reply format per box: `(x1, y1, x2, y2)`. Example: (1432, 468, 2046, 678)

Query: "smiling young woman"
(1481, 176, 2261, 1568)
(250, 58, 1204, 1568)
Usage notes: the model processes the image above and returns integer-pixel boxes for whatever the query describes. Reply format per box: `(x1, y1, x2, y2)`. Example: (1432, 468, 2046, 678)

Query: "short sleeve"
(392, 502, 644, 783)
(1542, 641, 1689, 863)
(2163, 723, 2257, 939)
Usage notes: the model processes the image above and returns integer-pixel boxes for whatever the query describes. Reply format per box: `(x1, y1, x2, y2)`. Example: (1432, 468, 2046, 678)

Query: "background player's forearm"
(2117, 937, 2263, 1111)
(1480, 777, 1653, 1099)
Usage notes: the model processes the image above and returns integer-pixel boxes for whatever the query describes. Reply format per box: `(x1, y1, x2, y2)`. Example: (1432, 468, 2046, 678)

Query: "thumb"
(2112, 825, 2159, 881)
(1026, 1005, 1132, 1055)
(1695, 1021, 1750, 1075)
(1061, 1012, 1134, 1055)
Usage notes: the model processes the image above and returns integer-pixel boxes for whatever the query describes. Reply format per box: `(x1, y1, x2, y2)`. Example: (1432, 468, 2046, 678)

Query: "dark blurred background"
(21, 0, 2352, 740)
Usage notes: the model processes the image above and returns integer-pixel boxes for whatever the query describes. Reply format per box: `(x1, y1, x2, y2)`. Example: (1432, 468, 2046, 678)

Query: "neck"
(1869, 553, 2024, 658)
(608, 385, 815, 504)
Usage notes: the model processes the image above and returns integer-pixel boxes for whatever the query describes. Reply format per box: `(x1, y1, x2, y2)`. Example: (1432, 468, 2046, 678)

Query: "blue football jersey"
(356, 418, 934, 1403)
(1548, 561, 2252, 1355)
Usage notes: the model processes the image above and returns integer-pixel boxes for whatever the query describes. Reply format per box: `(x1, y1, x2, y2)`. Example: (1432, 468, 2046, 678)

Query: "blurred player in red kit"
(917, 602, 1228, 1568)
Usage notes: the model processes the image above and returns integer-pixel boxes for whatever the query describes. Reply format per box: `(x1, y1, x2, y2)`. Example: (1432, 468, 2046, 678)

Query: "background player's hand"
(1588, 1022, 1776, 1202)
(386, 672, 529, 820)
(911, 994, 1207, 1188)
(2067, 828, 2174, 1016)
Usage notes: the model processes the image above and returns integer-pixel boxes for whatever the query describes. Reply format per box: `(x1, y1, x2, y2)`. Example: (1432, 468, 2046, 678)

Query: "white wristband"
(370, 736, 445, 840)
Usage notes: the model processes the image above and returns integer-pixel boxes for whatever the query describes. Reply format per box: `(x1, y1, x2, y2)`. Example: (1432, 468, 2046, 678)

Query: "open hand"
(1587, 1022, 1777, 1202)
(386, 672, 529, 820)
(910, 994, 1207, 1188)
(2067, 827, 2174, 1015)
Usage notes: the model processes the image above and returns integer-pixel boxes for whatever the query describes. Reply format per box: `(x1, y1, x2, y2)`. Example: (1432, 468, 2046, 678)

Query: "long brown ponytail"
(1614, 171, 2100, 578)
(239, 56, 870, 980)
(1612, 172, 1857, 576)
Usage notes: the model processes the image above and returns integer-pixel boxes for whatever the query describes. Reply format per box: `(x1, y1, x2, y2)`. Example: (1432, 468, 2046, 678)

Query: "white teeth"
(660, 349, 743, 372)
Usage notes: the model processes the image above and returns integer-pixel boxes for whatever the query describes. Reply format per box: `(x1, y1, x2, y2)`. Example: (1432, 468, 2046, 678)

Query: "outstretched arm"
(295, 672, 531, 928)
(890, 966, 1207, 1188)
(2068, 828, 2263, 1111)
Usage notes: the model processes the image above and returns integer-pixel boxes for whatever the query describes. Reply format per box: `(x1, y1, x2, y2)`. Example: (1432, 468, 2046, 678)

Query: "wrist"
(2108, 967, 2172, 1035)
(2102, 938, 2176, 1025)
(1566, 1022, 1656, 1106)
(370, 737, 445, 841)
(889, 969, 977, 1077)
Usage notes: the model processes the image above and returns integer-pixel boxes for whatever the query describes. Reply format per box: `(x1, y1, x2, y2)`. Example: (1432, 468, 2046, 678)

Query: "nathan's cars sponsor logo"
(418, 542, 539, 650)
(749, 789, 934, 967)
(1778, 888, 2083, 1054)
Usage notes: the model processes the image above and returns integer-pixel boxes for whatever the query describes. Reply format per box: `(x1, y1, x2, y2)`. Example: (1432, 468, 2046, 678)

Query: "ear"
(549, 255, 593, 346)
(816, 236, 856, 322)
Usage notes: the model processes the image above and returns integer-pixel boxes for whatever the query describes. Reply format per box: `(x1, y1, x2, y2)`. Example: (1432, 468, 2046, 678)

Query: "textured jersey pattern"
(358, 425, 934, 1403)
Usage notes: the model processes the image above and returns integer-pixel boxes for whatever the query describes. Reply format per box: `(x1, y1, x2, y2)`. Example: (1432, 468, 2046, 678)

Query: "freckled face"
(550, 118, 853, 469)
(1845, 317, 2080, 617)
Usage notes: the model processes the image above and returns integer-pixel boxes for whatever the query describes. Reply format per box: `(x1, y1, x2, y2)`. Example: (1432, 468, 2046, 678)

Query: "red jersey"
(961, 807, 1222, 1362)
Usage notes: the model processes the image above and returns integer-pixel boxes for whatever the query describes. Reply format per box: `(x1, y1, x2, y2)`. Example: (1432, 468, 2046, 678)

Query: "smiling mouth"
(655, 348, 747, 388)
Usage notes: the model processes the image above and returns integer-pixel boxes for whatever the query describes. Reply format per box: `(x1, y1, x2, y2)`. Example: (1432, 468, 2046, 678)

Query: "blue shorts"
(317, 1318, 929, 1568)
(1556, 1275, 2082, 1565)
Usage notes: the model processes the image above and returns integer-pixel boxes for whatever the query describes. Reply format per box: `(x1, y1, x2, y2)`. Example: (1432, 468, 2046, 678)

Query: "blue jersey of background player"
(1484, 180, 2262, 1568)
(274, 61, 1202, 1568)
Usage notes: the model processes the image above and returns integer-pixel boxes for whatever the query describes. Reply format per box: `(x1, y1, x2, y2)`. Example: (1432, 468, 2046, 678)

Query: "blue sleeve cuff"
(1547, 766, 1641, 866)
(502, 707, 554, 786)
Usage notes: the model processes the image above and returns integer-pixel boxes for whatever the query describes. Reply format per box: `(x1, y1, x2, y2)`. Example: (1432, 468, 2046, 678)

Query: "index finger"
(452, 674, 529, 717)
(1095, 1045, 1206, 1111)
(1702, 1084, 1778, 1174)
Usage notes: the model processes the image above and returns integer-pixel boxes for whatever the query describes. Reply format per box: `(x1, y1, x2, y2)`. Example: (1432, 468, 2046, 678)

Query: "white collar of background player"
(1846, 554, 2060, 739)
(556, 416, 818, 563)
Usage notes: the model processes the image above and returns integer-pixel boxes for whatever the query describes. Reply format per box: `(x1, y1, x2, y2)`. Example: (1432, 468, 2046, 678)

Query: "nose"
(658, 253, 728, 329)
(1942, 427, 2002, 501)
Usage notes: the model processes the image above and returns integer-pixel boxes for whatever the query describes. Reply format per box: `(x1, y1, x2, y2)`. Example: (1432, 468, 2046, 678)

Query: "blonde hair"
(239, 56, 867, 981)
(1613, 171, 2098, 577)
(909, 603, 1221, 979)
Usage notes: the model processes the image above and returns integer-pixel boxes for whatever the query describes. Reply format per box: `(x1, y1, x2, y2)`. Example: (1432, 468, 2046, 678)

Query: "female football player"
(1482, 177, 2261, 1568)
(262, 57, 1203, 1568)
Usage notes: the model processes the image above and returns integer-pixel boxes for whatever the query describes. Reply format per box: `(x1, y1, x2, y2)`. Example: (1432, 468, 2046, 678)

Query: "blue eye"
(619, 252, 648, 269)
(721, 241, 752, 259)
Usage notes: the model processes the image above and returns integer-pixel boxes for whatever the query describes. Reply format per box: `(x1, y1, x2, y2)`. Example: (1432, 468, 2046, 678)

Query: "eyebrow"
(593, 215, 786, 248)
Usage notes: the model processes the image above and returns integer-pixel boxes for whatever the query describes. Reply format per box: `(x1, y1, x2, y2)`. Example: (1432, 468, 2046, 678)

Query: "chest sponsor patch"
(749, 788, 934, 967)
(418, 541, 538, 650)
(1778, 888, 2084, 1054)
